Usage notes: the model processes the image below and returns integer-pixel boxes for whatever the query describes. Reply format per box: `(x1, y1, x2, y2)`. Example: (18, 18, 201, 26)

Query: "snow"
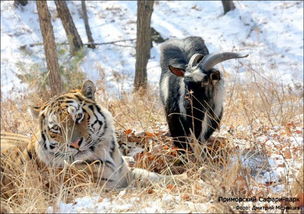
(229, 124, 303, 193)
(1, 1, 303, 98)
(47, 192, 211, 213)
(1, 1, 303, 212)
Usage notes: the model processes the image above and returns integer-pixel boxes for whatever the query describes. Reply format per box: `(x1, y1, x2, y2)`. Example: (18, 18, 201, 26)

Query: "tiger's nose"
(69, 138, 82, 149)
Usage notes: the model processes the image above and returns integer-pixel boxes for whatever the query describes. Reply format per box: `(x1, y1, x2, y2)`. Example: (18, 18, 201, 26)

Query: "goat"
(159, 36, 248, 150)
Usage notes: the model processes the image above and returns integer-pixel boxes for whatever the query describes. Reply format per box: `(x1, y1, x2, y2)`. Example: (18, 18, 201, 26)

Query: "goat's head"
(168, 52, 248, 88)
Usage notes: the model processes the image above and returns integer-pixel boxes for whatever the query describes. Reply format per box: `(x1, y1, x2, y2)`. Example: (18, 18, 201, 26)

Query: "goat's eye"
(50, 125, 61, 133)
(201, 76, 209, 86)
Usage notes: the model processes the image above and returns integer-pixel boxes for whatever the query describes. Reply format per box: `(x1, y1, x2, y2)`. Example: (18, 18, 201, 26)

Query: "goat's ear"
(28, 105, 41, 120)
(168, 65, 185, 77)
(81, 80, 96, 100)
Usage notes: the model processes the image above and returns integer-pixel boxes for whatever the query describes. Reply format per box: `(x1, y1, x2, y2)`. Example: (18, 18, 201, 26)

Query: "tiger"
(1, 80, 186, 199)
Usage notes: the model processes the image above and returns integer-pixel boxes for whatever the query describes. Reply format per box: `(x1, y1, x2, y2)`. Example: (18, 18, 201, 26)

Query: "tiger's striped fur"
(1, 80, 186, 199)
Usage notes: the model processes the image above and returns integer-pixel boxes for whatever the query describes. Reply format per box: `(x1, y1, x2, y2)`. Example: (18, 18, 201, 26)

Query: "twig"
(89, 38, 136, 45)
(19, 38, 136, 49)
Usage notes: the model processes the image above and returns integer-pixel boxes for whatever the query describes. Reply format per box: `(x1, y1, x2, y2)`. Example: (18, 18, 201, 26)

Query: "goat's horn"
(200, 52, 249, 71)
(188, 53, 204, 68)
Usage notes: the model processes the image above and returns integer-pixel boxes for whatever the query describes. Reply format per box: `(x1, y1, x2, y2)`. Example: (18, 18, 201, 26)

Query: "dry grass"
(0, 72, 303, 213)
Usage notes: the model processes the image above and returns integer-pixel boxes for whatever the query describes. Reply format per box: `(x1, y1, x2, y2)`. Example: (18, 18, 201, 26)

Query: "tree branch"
(19, 39, 136, 49)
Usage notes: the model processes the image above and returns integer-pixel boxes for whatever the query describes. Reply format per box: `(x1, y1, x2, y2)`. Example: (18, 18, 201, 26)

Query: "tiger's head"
(30, 80, 115, 166)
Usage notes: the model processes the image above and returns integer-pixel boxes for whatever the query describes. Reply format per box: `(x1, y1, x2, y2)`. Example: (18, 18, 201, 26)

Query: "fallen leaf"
(167, 184, 175, 190)
(295, 130, 302, 134)
(182, 193, 191, 201)
(296, 192, 304, 208)
(145, 131, 156, 138)
(124, 129, 133, 135)
(163, 145, 169, 150)
(146, 188, 154, 194)
(286, 122, 296, 128)
(283, 150, 292, 159)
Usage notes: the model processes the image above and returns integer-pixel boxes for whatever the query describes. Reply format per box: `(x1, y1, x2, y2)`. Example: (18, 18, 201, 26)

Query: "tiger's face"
(30, 80, 113, 166)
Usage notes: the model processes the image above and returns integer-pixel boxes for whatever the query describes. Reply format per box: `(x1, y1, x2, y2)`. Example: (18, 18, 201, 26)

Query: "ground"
(1, 1, 303, 213)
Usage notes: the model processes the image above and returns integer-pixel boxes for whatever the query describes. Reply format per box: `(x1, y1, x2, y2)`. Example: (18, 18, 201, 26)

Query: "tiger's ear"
(81, 80, 96, 100)
(28, 105, 41, 120)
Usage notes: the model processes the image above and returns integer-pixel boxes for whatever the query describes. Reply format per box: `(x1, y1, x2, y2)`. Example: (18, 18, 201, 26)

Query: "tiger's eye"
(76, 113, 83, 123)
(50, 125, 61, 133)
(76, 113, 82, 119)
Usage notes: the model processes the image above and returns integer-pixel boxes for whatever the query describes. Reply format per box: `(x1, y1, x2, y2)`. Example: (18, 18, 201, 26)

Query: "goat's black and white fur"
(160, 36, 247, 149)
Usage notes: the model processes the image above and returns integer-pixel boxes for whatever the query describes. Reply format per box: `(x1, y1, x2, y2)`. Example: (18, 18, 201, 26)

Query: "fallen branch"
(19, 38, 136, 49)
(90, 38, 136, 46)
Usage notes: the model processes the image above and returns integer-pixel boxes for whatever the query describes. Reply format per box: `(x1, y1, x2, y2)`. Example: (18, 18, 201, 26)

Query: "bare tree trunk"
(221, 0, 235, 14)
(14, 0, 28, 7)
(54, 0, 83, 55)
(134, 0, 154, 92)
(36, 1, 63, 96)
(81, 0, 95, 49)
